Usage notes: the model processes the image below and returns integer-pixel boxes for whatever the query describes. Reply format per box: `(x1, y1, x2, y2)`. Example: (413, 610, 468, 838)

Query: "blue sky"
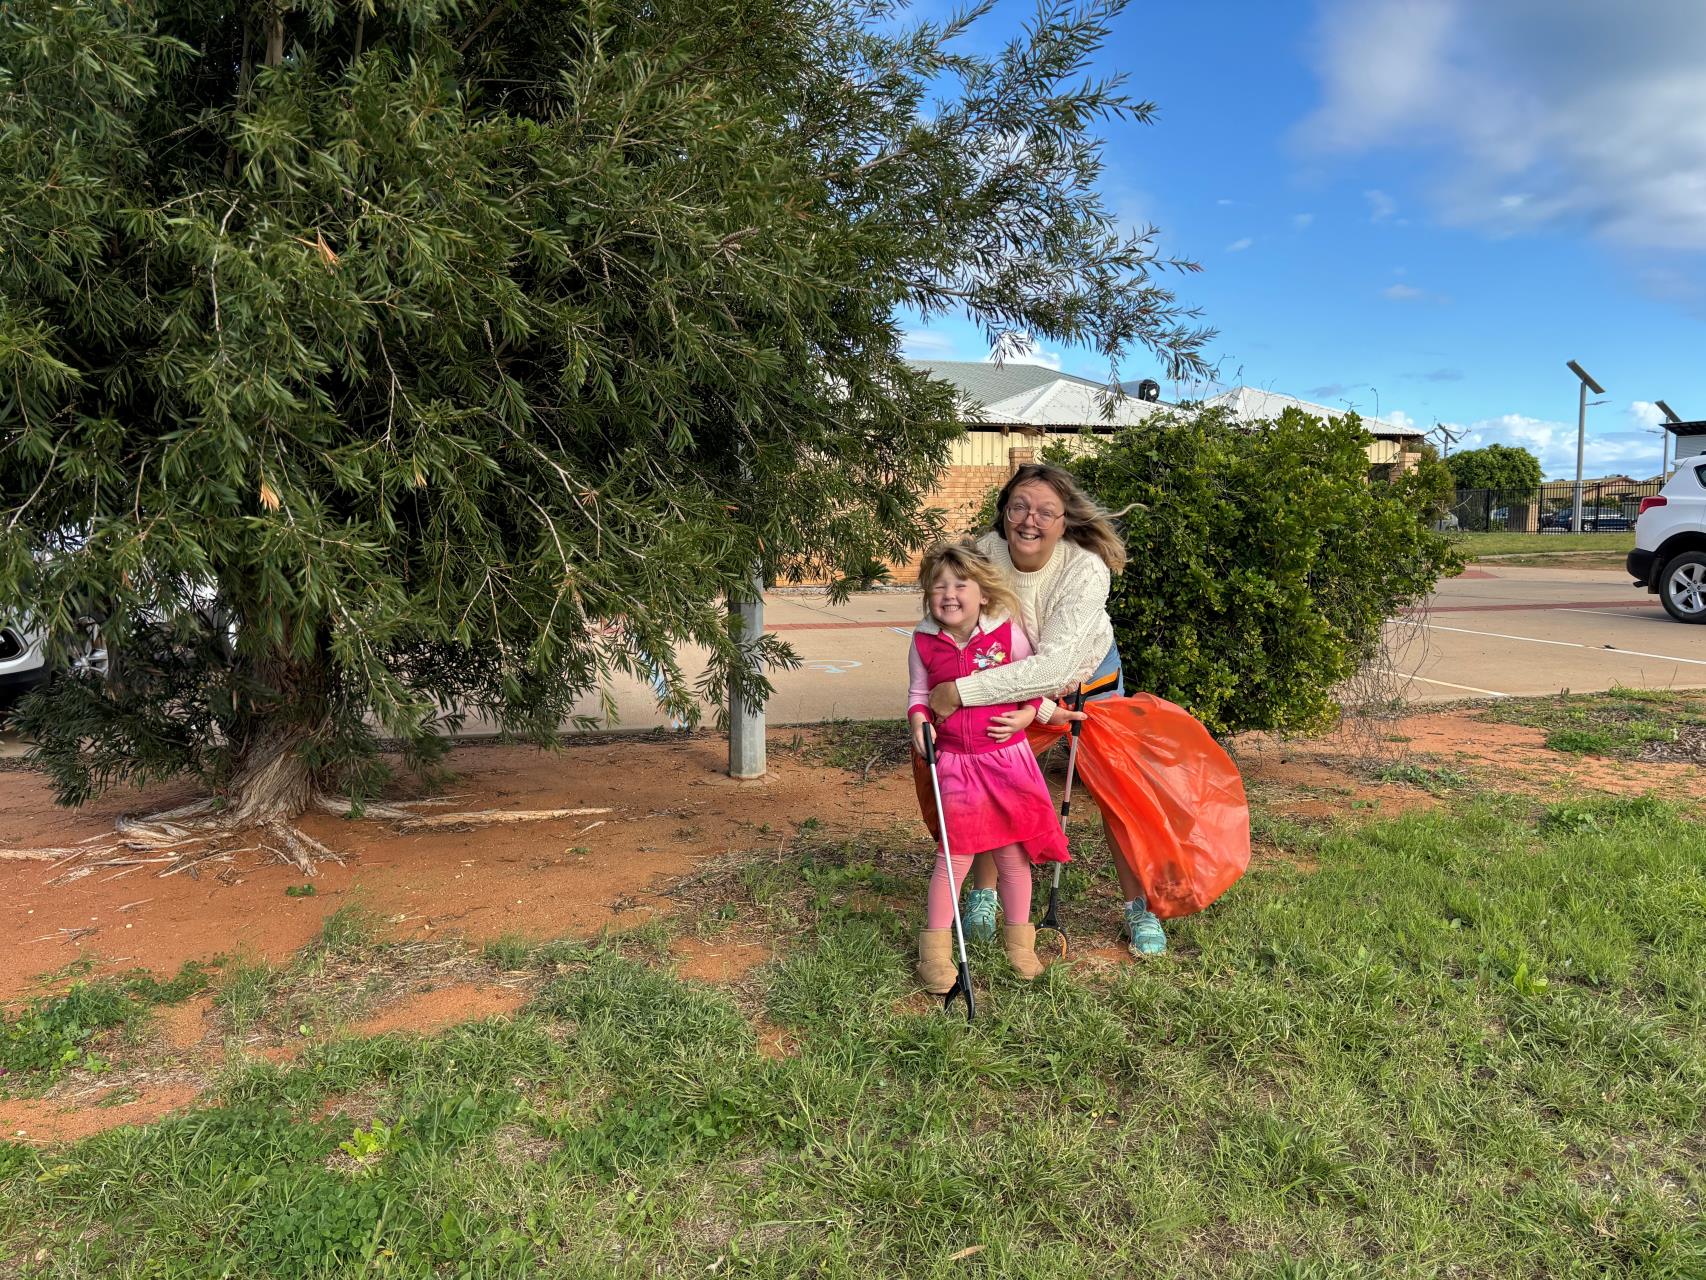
(900, 0, 1706, 480)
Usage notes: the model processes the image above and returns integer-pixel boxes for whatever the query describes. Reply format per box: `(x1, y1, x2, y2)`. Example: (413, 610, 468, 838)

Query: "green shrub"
(1063, 405, 1462, 735)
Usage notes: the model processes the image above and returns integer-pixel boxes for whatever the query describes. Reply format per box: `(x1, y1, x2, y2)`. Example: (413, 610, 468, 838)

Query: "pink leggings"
(926, 842, 1031, 930)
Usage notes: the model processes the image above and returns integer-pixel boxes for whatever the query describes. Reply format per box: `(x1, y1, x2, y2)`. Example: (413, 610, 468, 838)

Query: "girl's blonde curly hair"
(918, 539, 1023, 625)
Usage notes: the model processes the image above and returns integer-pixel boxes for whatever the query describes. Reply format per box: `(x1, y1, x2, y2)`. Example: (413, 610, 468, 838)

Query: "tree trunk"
(224, 722, 320, 824)
(222, 643, 333, 825)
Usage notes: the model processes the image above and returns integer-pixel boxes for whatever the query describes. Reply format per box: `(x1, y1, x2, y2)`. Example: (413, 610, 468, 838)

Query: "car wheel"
(65, 618, 116, 681)
(1658, 551, 1706, 624)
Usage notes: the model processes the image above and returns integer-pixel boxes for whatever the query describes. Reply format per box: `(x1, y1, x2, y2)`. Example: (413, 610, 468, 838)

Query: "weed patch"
(1, 962, 213, 1094)
(1481, 687, 1706, 762)
(805, 718, 911, 778)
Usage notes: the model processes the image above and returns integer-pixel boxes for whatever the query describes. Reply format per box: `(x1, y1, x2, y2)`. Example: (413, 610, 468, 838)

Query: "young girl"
(908, 539, 1068, 991)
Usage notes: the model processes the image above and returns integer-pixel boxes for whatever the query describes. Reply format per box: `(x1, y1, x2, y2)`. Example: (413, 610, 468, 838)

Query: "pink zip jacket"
(908, 613, 1052, 756)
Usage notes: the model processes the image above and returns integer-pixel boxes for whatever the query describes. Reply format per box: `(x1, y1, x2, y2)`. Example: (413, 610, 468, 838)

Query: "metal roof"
(911, 360, 1167, 429)
(1663, 419, 1706, 436)
(911, 359, 1105, 403)
(1203, 386, 1424, 439)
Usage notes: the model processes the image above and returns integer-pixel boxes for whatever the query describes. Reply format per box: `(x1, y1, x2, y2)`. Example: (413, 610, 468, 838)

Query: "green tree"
(1063, 407, 1462, 736)
(1444, 443, 1543, 492)
(1390, 439, 1454, 522)
(0, 0, 1208, 852)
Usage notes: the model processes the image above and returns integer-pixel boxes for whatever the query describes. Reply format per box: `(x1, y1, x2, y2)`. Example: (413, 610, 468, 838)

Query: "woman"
(925, 463, 1166, 957)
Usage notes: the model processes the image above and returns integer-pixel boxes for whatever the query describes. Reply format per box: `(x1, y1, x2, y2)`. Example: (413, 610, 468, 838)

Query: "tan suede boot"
(916, 929, 956, 994)
(1001, 922, 1046, 980)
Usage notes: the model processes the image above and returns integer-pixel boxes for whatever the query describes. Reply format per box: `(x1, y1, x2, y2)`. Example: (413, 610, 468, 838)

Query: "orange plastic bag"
(1027, 694, 1250, 919)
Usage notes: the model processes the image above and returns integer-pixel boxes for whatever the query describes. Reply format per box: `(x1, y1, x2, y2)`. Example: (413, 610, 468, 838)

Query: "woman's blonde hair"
(989, 462, 1127, 575)
(918, 539, 1023, 624)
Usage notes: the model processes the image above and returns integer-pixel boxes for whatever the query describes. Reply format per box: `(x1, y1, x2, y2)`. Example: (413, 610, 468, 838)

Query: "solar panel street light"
(1566, 361, 1606, 531)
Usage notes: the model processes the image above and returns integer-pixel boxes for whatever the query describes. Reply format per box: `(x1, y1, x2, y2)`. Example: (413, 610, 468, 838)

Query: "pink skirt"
(925, 741, 1069, 865)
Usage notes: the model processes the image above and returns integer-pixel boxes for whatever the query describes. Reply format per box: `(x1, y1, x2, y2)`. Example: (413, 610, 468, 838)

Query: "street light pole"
(1567, 360, 1605, 531)
(1657, 399, 1682, 482)
(1574, 379, 1587, 530)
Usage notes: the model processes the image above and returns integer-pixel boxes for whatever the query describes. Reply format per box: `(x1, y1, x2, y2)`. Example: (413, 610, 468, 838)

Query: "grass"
(1, 963, 213, 1095)
(206, 900, 516, 1051)
(1478, 685, 1706, 762)
(1457, 530, 1637, 559)
(804, 717, 913, 778)
(1370, 761, 1473, 794)
(2, 792, 1704, 1276)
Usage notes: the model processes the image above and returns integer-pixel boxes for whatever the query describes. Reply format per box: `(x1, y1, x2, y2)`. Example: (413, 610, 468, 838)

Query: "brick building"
(896, 362, 1425, 581)
(903, 362, 1169, 573)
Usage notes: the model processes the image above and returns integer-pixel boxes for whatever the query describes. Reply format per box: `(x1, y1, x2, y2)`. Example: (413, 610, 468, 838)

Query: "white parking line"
(1371, 668, 1511, 698)
(1421, 621, 1706, 667)
(1558, 607, 1664, 620)
(1423, 622, 1578, 647)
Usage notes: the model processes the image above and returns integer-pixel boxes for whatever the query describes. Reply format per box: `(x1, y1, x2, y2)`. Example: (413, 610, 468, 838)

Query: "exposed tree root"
(33, 796, 618, 882)
(0, 847, 82, 862)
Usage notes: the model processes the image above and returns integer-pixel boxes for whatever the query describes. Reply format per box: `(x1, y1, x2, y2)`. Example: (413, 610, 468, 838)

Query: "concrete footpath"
(559, 562, 1706, 731)
(2, 564, 1701, 758)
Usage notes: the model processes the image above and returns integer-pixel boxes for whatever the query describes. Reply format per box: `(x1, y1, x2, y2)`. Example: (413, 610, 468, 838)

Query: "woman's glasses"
(1006, 501, 1063, 525)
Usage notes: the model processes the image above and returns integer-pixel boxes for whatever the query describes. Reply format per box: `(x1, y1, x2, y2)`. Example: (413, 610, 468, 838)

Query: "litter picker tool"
(919, 720, 974, 1023)
(1035, 686, 1086, 959)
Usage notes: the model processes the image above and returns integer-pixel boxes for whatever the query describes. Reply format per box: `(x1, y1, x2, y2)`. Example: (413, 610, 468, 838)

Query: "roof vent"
(1133, 379, 1161, 402)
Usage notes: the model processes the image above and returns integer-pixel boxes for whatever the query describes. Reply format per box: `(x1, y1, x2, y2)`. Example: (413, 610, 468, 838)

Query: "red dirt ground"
(350, 984, 528, 1038)
(672, 937, 771, 984)
(0, 732, 924, 1005)
(3, 1083, 202, 1146)
(6, 712, 1693, 1010)
(1238, 708, 1695, 800)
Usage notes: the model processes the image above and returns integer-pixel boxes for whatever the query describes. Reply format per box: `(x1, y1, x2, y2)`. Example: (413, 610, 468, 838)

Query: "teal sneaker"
(1123, 901, 1167, 957)
(962, 888, 999, 944)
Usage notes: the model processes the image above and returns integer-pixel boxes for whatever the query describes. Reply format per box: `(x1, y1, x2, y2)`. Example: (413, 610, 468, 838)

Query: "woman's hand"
(927, 680, 962, 720)
(986, 705, 1036, 743)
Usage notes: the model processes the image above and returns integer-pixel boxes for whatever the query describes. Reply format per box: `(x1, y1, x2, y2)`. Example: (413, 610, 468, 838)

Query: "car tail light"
(1638, 496, 1668, 516)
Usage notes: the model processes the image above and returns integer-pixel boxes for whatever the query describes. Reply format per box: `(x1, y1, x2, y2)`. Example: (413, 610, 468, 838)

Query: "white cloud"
(1292, 212, 1316, 229)
(1627, 400, 1666, 429)
(1217, 198, 1236, 206)
(1226, 237, 1254, 252)
(1448, 411, 1668, 479)
(902, 328, 960, 357)
(1302, 1, 1706, 250)
(1382, 282, 1425, 301)
(1386, 409, 1418, 431)
(1364, 189, 1398, 222)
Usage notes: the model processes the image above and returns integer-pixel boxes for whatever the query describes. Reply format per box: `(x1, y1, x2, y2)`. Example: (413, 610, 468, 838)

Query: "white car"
(0, 616, 109, 701)
(1629, 457, 1706, 623)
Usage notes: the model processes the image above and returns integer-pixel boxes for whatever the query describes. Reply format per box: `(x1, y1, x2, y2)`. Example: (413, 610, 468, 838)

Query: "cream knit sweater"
(954, 530, 1116, 707)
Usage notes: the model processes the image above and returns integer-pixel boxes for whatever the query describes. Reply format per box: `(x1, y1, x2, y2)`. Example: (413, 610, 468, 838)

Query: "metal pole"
(1572, 380, 1587, 532)
(728, 571, 766, 780)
